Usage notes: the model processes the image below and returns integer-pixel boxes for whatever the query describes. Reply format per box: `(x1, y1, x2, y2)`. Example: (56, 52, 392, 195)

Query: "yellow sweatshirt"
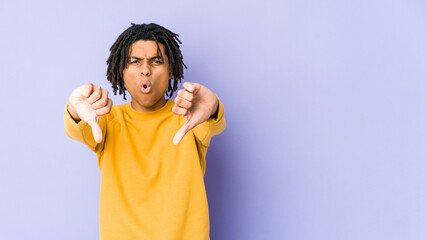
(64, 99, 225, 240)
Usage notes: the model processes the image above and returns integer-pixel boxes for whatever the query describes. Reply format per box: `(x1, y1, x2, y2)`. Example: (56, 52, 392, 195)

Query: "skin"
(67, 40, 219, 145)
(172, 82, 219, 144)
(67, 83, 113, 143)
(124, 40, 172, 112)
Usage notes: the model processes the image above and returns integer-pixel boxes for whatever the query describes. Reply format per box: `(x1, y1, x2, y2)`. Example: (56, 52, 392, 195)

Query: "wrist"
(209, 99, 219, 119)
(67, 102, 81, 123)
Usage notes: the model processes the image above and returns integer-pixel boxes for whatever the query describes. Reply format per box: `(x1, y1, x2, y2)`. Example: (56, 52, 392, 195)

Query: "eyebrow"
(130, 56, 161, 61)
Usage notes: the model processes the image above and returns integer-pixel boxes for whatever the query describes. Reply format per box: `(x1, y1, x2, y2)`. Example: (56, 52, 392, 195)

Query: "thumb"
(89, 116, 103, 143)
(173, 121, 193, 145)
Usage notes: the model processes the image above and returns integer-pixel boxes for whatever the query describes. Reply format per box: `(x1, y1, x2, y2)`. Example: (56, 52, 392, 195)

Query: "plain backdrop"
(1, 0, 427, 239)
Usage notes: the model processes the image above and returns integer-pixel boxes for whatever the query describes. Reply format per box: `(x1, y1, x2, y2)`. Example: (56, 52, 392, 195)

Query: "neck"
(130, 97, 167, 112)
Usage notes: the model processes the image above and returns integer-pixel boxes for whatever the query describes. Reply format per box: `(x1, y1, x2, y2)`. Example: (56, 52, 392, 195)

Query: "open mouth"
(140, 81, 151, 93)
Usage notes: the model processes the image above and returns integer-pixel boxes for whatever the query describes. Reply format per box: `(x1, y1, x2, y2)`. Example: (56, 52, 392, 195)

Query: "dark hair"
(106, 23, 187, 99)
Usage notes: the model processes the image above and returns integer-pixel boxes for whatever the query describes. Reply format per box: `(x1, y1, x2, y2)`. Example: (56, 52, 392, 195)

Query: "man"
(64, 23, 225, 239)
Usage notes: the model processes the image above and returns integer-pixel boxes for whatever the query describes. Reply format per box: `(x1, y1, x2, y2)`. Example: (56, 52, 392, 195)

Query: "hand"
(67, 83, 113, 143)
(172, 82, 219, 145)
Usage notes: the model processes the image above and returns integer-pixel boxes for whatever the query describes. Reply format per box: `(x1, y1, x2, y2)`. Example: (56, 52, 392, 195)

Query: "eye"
(152, 58, 163, 64)
(130, 60, 139, 64)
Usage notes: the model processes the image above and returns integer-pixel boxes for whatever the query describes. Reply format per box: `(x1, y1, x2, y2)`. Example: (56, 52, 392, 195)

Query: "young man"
(64, 23, 225, 240)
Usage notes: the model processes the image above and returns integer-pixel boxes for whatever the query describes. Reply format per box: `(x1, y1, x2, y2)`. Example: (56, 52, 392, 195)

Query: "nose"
(140, 62, 151, 76)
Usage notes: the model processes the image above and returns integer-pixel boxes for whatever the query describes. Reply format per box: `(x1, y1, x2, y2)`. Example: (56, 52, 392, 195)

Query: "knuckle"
(188, 94, 194, 101)
(98, 109, 105, 115)
(81, 84, 93, 96)
(186, 84, 194, 92)
(99, 99, 107, 106)
(92, 91, 101, 98)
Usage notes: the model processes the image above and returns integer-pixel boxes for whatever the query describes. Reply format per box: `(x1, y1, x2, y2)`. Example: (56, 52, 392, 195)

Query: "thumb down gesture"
(172, 82, 219, 145)
(67, 83, 113, 143)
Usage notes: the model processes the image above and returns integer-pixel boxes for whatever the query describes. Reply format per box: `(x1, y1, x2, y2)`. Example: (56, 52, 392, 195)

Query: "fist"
(67, 83, 113, 143)
(172, 82, 219, 145)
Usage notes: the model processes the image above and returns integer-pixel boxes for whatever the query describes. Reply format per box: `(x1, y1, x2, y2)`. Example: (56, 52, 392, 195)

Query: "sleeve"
(192, 96, 226, 147)
(63, 103, 107, 154)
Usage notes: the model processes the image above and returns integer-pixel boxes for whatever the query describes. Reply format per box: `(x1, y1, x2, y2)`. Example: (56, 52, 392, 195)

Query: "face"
(123, 40, 172, 112)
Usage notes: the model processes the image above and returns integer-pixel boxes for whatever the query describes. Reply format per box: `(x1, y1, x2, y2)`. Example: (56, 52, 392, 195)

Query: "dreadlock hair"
(106, 23, 187, 100)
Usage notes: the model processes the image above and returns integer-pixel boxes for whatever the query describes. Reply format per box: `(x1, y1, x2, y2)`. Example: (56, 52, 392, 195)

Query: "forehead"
(130, 40, 166, 57)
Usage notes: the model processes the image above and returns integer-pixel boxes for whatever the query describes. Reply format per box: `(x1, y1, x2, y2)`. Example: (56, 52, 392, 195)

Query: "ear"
(169, 64, 174, 79)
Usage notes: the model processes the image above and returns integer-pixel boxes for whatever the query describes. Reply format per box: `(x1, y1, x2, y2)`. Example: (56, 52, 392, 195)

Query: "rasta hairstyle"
(106, 23, 187, 100)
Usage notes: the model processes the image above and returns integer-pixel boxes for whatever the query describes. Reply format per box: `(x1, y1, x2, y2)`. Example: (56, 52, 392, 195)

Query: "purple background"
(1, 0, 427, 239)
